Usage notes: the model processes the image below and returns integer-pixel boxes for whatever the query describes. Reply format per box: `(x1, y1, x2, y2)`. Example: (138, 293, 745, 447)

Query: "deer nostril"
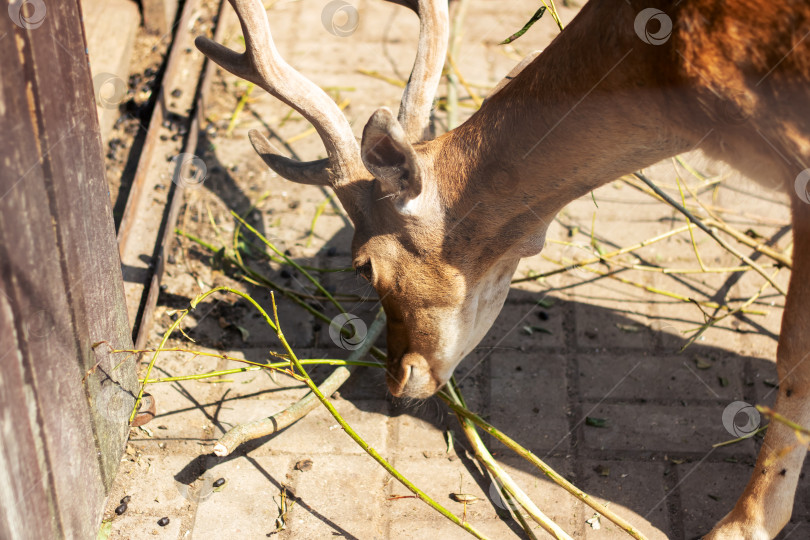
(391, 354, 443, 399)
(385, 356, 413, 397)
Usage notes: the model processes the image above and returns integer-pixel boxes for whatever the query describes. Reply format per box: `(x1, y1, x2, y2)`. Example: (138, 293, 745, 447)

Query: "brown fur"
(204, 1, 810, 536)
(348, 2, 810, 537)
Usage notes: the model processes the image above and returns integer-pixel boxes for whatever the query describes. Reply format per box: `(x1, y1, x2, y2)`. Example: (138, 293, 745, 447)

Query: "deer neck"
(434, 1, 696, 265)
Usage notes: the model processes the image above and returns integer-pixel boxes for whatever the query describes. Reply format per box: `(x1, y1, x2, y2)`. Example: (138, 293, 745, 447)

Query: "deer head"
(196, 0, 549, 398)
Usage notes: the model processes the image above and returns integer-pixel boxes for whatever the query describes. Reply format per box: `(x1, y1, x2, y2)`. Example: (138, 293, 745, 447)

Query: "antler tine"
(388, 0, 450, 142)
(195, 0, 361, 183)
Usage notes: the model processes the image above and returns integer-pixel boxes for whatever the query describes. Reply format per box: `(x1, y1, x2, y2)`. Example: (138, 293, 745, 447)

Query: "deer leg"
(707, 200, 810, 539)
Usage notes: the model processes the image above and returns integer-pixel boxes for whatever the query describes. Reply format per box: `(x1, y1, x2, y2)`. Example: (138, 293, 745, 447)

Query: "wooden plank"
(117, 0, 207, 337)
(0, 295, 56, 540)
(142, 0, 179, 35)
(133, 0, 232, 349)
(31, 0, 139, 488)
(0, 69, 99, 537)
(0, 1, 136, 537)
(80, 0, 140, 143)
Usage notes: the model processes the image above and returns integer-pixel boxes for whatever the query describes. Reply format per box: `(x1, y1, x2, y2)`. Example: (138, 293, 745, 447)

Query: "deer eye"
(355, 261, 373, 282)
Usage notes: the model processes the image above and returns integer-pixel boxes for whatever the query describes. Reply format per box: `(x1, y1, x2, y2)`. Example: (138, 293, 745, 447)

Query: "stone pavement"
(104, 1, 808, 538)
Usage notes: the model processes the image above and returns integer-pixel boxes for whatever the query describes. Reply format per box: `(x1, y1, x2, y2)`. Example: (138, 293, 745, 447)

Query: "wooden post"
(0, 1, 137, 538)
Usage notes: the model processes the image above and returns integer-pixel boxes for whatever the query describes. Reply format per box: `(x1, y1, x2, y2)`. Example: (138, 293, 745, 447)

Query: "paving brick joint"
(103, 1, 805, 539)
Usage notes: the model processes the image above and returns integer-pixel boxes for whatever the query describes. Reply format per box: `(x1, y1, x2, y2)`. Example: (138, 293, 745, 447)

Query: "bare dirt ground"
(102, 1, 809, 538)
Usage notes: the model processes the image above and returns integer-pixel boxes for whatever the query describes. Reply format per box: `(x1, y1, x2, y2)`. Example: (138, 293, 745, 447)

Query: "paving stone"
(394, 403, 461, 456)
(747, 357, 781, 406)
(214, 398, 390, 456)
(579, 460, 671, 539)
(128, 367, 217, 445)
(289, 454, 388, 536)
(386, 455, 578, 537)
(387, 456, 517, 522)
(642, 269, 771, 356)
(206, 347, 346, 402)
(572, 283, 658, 350)
(192, 455, 291, 539)
(453, 349, 494, 389)
(566, 184, 674, 247)
(480, 298, 567, 350)
(777, 520, 810, 539)
(580, 403, 757, 455)
(231, 292, 315, 348)
(106, 454, 197, 540)
(495, 456, 580, 532)
(288, 518, 387, 540)
(489, 353, 570, 453)
(388, 518, 522, 540)
(711, 171, 791, 228)
(578, 352, 745, 403)
(337, 364, 391, 401)
(728, 285, 785, 360)
(446, 364, 489, 413)
(108, 514, 183, 539)
(676, 461, 754, 539)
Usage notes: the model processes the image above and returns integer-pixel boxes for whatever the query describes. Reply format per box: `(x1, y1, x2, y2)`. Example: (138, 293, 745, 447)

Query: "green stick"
(266, 292, 489, 539)
(444, 383, 573, 539)
(231, 211, 345, 312)
(440, 392, 649, 540)
(500, 6, 546, 44)
(139, 359, 383, 383)
(213, 311, 387, 457)
(306, 195, 334, 247)
(634, 173, 786, 295)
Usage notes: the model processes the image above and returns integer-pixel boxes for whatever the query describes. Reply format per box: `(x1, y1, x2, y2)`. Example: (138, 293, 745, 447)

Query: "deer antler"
(391, 0, 450, 141)
(195, 0, 448, 185)
(195, 0, 362, 185)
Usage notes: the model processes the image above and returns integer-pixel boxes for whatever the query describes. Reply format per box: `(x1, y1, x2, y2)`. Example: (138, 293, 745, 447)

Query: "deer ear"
(361, 108, 423, 202)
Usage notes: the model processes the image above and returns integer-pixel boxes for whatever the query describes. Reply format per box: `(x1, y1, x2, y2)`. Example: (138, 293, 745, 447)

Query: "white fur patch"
(424, 258, 520, 384)
(398, 191, 426, 215)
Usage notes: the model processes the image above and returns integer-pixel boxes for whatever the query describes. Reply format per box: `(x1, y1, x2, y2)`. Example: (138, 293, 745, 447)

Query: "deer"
(196, 0, 810, 537)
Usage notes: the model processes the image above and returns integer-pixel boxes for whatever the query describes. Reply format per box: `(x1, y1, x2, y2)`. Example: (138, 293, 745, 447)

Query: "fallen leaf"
(694, 356, 713, 369)
(234, 325, 250, 342)
(537, 297, 555, 308)
(450, 493, 479, 504)
(616, 323, 641, 333)
(585, 417, 608, 428)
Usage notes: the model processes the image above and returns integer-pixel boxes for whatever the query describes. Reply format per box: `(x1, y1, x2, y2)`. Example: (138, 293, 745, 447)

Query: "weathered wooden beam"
(0, 1, 137, 538)
(117, 0, 226, 347)
(141, 0, 179, 35)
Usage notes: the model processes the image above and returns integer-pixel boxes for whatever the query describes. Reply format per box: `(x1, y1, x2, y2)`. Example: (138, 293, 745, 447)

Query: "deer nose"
(387, 352, 440, 399)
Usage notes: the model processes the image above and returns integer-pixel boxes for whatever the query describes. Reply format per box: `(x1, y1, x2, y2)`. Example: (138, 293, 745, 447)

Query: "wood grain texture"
(0, 1, 137, 538)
